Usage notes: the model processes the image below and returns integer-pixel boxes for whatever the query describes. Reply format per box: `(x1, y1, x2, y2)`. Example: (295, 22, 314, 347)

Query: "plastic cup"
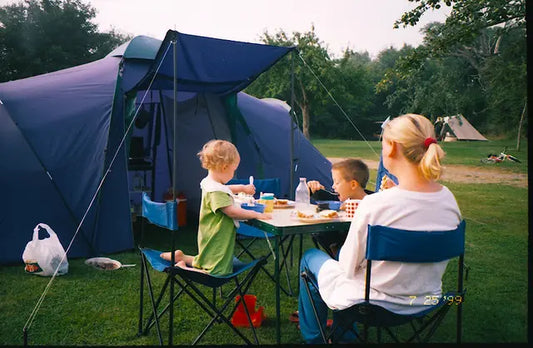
(258, 193, 275, 213)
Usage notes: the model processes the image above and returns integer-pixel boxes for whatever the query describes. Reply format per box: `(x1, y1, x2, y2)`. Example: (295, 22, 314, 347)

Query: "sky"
(0, 0, 451, 58)
(79, 0, 451, 59)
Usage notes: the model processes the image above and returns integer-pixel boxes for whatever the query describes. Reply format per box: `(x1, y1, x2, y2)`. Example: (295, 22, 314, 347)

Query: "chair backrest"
(363, 220, 466, 306)
(366, 220, 465, 263)
(227, 178, 281, 199)
(141, 192, 178, 231)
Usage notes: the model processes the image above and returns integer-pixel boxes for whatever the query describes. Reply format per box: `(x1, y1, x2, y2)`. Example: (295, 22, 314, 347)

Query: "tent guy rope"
(297, 52, 381, 159)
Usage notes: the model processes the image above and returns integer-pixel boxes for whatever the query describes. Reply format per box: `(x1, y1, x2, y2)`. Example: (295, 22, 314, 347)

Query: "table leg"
(275, 234, 280, 344)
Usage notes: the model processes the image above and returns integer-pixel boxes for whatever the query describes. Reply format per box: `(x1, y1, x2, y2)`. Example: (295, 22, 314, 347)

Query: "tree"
(0, 0, 130, 82)
(245, 26, 334, 139)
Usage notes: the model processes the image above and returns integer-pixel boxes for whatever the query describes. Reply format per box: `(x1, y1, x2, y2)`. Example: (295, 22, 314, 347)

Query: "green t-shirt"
(192, 190, 236, 275)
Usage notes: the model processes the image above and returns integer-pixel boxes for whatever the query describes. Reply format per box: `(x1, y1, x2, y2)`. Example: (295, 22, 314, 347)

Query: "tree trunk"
(516, 100, 527, 151)
(301, 103, 310, 139)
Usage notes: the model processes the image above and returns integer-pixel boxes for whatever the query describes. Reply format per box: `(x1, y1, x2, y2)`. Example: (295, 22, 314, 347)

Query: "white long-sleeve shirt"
(317, 185, 462, 314)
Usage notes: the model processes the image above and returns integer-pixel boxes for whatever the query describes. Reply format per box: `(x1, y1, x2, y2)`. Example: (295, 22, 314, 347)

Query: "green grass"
(0, 140, 528, 345)
(311, 138, 528, 173)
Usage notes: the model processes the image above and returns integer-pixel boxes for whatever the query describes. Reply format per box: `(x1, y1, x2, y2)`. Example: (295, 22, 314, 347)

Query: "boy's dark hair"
(332, 158, 369, 189)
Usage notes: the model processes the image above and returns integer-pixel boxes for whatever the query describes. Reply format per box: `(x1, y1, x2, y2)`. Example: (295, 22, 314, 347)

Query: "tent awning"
(132, 30, 295, 95)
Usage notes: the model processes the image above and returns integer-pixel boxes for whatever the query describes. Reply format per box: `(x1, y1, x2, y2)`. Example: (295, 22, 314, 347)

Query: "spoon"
(249, 175, 255, 206)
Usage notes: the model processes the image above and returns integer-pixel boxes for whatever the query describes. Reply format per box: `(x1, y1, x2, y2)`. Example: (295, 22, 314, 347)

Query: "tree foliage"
(246, 27, 382, 140)
(245, 26, 335, 139)
(382, 0, 526, 135)
(0, 0, 130, 82)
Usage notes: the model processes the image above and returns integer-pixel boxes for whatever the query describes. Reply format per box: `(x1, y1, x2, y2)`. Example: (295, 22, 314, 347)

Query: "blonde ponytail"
(383, 113, 446, 181)
(420, 142, 446, 181)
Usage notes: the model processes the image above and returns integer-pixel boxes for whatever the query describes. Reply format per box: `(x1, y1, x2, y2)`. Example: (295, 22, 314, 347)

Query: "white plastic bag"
(22, 223, 69, 276)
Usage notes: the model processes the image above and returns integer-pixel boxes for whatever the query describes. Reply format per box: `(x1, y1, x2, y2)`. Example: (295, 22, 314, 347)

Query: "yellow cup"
(258, 199, 274, 213)
(259, 193, 275, 213)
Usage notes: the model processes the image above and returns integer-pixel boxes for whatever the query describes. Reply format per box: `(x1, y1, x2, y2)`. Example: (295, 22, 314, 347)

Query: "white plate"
(85, 257, 135, 270)
(294, 216, 339, 223)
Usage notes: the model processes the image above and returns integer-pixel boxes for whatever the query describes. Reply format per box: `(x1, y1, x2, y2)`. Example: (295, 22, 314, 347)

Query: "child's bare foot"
(176, 261, 206, 274)
(160, 250, 185, 262)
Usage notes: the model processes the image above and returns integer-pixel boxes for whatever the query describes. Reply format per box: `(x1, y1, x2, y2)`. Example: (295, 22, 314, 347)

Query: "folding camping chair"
(137, 192, 267, 345)
(301, 220, 467, 344)
(228, 177, 299, 296)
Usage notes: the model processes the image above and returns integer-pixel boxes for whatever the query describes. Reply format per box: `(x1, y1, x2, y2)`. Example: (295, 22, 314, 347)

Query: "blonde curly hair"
(197, 139, 240, 171)
(383, 114, 446, 181)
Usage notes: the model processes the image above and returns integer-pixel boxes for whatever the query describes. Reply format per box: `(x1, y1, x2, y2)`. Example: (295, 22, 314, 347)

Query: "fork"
(320, 188, 339, 196)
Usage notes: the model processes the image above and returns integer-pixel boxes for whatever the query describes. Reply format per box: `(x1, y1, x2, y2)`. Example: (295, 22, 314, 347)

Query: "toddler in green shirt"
(160, 139, 271, 275)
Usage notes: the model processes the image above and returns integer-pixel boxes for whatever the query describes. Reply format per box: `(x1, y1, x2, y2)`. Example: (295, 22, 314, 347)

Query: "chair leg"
(141, 255, 164, 345)
(301, 271, 328, 344)
(279, 236, 295, 296)
(298, 234, 303, 294)
(235, 278, 259, 344)
(138, 252, 145, 337)
(457, 302, 463, 344)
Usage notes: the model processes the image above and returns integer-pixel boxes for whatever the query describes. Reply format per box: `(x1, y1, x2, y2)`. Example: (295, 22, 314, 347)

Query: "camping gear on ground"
(22, 223, 68, 276)
(231, 294, 266, 328)
(0, 31, 333, 265)
(85, 257, 136, 270)
(480, 148, 521, 164)
(163, 188, 188, 226)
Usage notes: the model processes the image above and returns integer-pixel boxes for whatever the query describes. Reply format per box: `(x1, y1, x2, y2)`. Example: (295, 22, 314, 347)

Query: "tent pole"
(169, 35, 178, 347)
(172, 40, 178, 202)
(289, 50, 296, 200)
(158, 90, 173, 183)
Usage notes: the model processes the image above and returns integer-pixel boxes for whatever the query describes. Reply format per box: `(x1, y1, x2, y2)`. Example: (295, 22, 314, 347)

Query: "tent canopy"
(133, 30, 295, 95)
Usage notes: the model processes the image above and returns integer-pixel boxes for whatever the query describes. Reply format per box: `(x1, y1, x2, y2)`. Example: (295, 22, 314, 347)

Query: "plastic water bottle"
(295, 177, 310, 211)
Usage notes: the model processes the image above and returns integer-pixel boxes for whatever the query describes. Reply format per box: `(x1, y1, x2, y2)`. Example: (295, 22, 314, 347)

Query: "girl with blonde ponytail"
(297, 113, 462, 344)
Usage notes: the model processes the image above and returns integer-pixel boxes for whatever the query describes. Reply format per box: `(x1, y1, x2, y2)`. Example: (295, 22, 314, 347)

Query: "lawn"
(0, 139, 528, 345)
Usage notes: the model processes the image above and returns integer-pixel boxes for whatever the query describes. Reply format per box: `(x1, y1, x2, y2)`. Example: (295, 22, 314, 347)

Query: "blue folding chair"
(228, 177, 299, 296)
(137, 192, 267, 345)
(301, 220, 467, 344)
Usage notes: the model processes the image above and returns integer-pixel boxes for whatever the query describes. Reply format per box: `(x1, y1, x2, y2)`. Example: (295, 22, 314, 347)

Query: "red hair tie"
(424, 137, 437, 149)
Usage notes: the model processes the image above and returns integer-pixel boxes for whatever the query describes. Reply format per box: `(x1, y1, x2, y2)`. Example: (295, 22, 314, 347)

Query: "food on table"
(236, 192, 255, 204)
(318, 210, 339, 219)
(274, 199, 288, 205)
(296, 210, 315, 219)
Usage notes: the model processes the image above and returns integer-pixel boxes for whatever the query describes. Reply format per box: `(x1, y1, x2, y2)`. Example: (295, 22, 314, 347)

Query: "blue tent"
(0, 30, 332, 265)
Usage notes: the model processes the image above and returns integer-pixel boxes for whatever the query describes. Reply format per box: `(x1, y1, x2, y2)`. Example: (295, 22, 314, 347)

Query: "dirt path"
(327, 158, 528, 188)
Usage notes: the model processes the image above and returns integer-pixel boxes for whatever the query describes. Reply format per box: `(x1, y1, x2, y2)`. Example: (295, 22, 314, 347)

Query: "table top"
(243, 207, 351, 236)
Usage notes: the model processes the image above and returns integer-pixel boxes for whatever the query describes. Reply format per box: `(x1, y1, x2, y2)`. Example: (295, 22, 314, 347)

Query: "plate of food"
(295, 209, 340, 223)
(273, 199, 295, 209)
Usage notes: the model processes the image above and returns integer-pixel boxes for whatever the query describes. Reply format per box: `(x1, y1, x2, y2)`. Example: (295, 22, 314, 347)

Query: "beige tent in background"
(435, 114, 488, 141)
